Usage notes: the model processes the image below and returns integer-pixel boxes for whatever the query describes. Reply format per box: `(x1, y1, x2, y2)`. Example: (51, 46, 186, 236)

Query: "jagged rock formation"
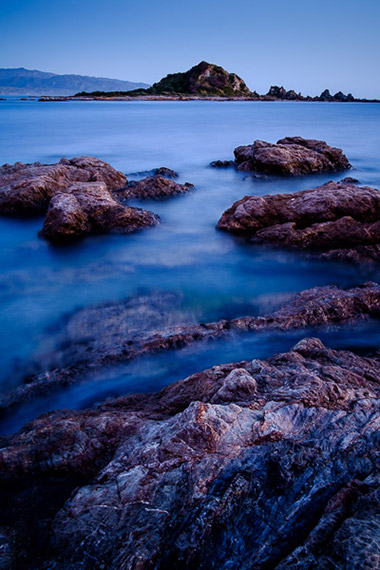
(0, 156, 127, 215)
(1, 337, 380, 569)
(117, 175, 194, 200)
(0, 157, 161, 241)
(232, 136, 351, 175)
(2, 282, 380, 413)
(218, 180, 380, 262)
(40, 182, 159, 241)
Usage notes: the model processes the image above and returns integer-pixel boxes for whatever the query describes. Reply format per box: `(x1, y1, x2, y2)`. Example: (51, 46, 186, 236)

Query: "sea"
(1, 98, 380, 433)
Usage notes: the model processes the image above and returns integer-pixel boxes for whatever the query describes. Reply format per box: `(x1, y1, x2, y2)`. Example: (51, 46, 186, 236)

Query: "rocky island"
(35, 62, 379, 102)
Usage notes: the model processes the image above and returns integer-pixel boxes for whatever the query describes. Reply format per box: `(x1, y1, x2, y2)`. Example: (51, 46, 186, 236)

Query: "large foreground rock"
(117, 174, 194, 199)
(2, 282, 380, 412)
(0, 156, 127, 215)
(218, 181, 380, 262)
(233, 136, 351, 175)
(1, 338, 380, 569)
(40, 182, 159, 241)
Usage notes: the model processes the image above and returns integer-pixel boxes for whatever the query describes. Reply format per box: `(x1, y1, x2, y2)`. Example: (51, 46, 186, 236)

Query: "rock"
(217, 181, 380, 262)
(2, 282, 380, 413)
(116, 175, 194, 199)
(153, 167, 178, 178)
(341, 176, 360, 184)
(0, 156, 127, 215)
(210, 160, 235, 168)
(2, 339, 380, 569)
(147, 61, 252, 97)
(232, 136, 351, 175)
(39, 182, 159, 241)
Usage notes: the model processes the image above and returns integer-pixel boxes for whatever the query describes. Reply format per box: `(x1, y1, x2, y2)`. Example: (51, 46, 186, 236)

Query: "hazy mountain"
(0, 68, 149, 95)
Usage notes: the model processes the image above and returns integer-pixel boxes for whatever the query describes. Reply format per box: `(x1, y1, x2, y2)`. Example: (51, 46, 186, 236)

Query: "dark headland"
(40, 61, 379, 102)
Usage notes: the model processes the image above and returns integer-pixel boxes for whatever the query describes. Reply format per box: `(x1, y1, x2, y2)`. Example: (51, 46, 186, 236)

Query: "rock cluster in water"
(231, 137, 351, 175)
(2, 336, 380, 569)
(0, 157, 199, 241)
(218, 180, 380, 262)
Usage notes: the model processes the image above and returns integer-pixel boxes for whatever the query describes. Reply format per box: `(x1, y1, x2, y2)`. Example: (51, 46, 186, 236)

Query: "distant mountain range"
(0, 68, 149, 96)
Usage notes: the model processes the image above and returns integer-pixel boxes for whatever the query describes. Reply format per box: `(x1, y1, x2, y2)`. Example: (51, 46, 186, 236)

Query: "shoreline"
(36, 95, 380, 103)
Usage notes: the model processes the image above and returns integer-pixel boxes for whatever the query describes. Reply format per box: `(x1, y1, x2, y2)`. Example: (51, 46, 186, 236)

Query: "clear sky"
(1, 0, 379, 98)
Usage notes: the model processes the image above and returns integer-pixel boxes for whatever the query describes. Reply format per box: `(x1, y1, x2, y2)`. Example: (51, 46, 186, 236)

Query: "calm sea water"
(1, 99, 380, 432)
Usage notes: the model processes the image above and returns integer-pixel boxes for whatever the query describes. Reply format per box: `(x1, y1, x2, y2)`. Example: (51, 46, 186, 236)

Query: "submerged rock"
(218, 181, 380, 262)
(40, 182, 159, 242)
(233, 136, 351, 175)
(0, 156, 127, 215)
(2, 282, 380, 412)
(1, 338, 380, 569)
(153, 166, 179, 178)
(117, 175, 194, 199)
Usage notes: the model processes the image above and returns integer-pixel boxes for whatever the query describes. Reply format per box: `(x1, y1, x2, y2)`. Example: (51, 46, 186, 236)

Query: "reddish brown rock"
(1, 339, 380, 569)
(117, 174, 194, 199)
(233, 136, 351, 175)
(218, 181, 380, 262)
(39, 182, 159, 242)
(0, 156, 127, 215)
(2, 282, 380, 412)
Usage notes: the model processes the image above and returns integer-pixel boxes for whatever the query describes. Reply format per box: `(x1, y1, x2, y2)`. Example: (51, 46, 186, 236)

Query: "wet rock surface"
(117, 175, 194, 200)
(1, 338, 380, 569)
(232, 137, 351, 175)
(2, 282, 380, 413)
(40, 182, 160, 242)
(218, 181, 380, 262)
(0, 156, 127, 215)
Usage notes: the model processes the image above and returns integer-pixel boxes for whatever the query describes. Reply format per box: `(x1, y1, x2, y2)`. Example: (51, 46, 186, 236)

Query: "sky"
(1, 0, 380, 98)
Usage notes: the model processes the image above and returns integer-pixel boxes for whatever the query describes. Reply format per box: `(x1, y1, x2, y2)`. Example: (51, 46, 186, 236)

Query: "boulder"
(0, 156, 127, 215)
(117, 175, 194, 199)
(218, 181, 380, 262)
(2, 339, 380, 569)
(40, 182, 159, 241)
(233, 136, 351, 175)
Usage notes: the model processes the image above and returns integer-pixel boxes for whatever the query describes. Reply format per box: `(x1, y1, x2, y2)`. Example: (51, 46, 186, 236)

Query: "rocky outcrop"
(40, 182, 160, 241)
(144, 61, 251, 97)
(0, 156, 127, 215)
(117, 175, 194, 200)
(218, 181, 380, 262)
(2, 338, 380, 569)
(153, 167, 178, 178)
(2, 282, 380, 413)
(233, 137, 351, 175)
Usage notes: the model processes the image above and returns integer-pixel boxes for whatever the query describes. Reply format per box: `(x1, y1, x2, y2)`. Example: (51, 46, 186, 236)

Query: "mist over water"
(1, 99, 380, 433)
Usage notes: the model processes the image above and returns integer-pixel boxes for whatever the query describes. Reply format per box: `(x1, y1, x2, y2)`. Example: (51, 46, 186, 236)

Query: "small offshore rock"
(153, 167, 179, 178)
(210, 160, 235, 168)
(118, 175, 194, 199)
(232, 136, 351, 176)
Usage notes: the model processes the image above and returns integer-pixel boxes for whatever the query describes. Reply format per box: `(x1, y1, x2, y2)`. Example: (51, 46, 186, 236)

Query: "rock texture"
(0, 156, 127, 215)
(40, 182, 160, 241)
(233, 137, 351, 175)
(2, 282, 380, 413)
(142, 61, 251, 97)
(2, 338, 380, 569)
(218, 181, 380, 262)
(117, 175, 194, 200)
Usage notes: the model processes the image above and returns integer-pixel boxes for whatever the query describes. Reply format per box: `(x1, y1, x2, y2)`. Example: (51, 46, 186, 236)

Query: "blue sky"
(1, 0, 379, 97)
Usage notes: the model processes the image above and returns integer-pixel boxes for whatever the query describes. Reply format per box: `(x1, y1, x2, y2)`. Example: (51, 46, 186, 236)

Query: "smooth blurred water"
(1, 99, 380, 431)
